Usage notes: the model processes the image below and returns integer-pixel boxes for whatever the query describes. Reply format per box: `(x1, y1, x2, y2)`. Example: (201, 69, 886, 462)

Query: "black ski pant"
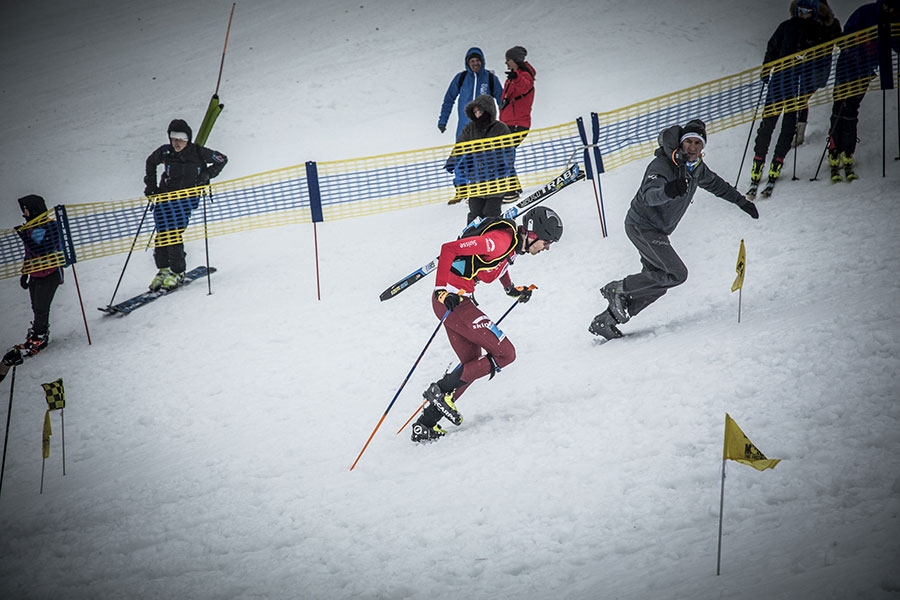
(154, 241, 187, 274)
(28, 270, 62, 336)
(466, 195, 503, 226)
(829, 91, 866, 156)
(753, 110, 799, 164)
(621, 224, 688, 317)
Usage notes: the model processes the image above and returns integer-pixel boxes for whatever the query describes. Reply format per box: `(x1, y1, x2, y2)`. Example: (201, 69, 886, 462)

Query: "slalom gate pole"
(735, 83, 766, 187)
(350, 310, 450, 471)
(70, 264, 92, 345)
(395, 293, 532, 435)
(107, 198, 152, 308)
(716, 459, 727, 576)
(0, 366, 17, 498)
(215, 4, 235, 96)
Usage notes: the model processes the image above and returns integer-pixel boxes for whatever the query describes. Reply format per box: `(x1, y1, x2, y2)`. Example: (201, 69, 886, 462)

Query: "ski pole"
(395, 291, 533, 435)
(735, 82, 767, 187)
(811, 101, 844, 181)
(106, 198, 153, 308)
(203, 190, 213, 295)
(350, 310, 451, 471)
(0, 365, 17, 498)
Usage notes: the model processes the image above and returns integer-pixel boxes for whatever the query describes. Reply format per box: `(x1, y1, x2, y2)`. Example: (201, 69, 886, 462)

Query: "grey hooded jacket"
(625, 125, 748, 235)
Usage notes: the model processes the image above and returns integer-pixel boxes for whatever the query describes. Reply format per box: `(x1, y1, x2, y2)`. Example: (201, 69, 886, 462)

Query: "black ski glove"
(664, 177, 689, 198)
(144, 184, 158, 197)
(197, 170, 211, 186)
(438, 123, 446, 133)
(435, 289, 463, 311)
(740, 201, 759, 219)
(506, 70, 518, 80)
(19, 275, 29, 290)
(2, 348, 23, 367)
(505, 285, 533, 303)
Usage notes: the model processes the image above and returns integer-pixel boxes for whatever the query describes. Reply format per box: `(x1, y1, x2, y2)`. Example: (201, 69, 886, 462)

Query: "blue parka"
(438, 47, 504, 139)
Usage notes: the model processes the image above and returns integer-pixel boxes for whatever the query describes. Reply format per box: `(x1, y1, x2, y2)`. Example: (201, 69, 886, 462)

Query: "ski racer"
(411, 206, 563, 442)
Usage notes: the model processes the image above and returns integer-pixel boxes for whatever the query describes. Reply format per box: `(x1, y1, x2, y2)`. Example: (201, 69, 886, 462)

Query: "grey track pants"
(621, 223, 688, 317)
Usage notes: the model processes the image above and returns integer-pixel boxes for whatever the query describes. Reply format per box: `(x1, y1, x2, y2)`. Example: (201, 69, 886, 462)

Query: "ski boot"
(600, 280, 630, 324)
(161, 270, 185, 291)
(760, 158, 783, 198)
(828, 152, 842, 183)
(411, 419, 447, 443)
(746, 157, 765, 199)
(588, 310, 624, 341)
(15, 328, 49, 358)
(841, 152, 858, 182)
(149, 267, 172, 291)
(423, 382, 462, 426)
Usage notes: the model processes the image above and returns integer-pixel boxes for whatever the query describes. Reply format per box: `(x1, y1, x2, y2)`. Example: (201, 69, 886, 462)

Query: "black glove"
(2, 348, 23, 367)
(438, 123, 446, 133)
(664, 177, 689, 198)
(144, 184, 158, 196)
(505, 285, 533, 303)
(19, 275, 29, 290)
(197, 170, 211, 186)
(435, 289, 462, 311)
(506, 70, 518, 80)
(740, 201, 759, 219)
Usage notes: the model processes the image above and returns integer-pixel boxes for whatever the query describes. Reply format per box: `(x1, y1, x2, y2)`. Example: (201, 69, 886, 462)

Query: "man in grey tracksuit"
(589, 119, 760, 340)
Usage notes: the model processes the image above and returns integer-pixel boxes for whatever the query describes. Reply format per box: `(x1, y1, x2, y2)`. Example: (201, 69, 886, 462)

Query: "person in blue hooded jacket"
(438, 47, 503, 139)
(589, 120, 759, 341)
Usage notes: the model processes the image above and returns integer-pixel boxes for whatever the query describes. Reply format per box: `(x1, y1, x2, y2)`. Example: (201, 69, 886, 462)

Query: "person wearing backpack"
(437, 47, 503, 140)
(410, 206, 563, 443)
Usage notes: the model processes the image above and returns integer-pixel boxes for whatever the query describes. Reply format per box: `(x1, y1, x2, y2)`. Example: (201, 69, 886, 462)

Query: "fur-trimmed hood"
(464, 94, 498, 122)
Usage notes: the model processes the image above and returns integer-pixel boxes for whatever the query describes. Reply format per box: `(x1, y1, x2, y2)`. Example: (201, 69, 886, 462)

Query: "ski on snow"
(99, 265, 216, 315)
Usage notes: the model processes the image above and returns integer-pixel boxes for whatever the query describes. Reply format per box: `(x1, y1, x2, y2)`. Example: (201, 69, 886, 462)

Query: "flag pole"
(716, 458, 727, 575)
(737, 288, 742, 324)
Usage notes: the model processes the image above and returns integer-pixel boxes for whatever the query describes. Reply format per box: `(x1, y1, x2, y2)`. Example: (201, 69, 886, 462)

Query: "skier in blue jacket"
(438, 47, 503, 139)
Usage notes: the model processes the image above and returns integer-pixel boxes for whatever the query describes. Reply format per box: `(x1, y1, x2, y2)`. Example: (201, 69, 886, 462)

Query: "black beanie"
(680, 119, 708, 145)
(505, 46, 527, 66)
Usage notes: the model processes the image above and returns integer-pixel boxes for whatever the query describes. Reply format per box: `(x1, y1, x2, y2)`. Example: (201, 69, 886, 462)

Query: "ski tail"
(378, 164, 584, 301)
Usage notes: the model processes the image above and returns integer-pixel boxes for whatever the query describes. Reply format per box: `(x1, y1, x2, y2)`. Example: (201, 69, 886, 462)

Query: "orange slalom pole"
(350, 310, 450, 470)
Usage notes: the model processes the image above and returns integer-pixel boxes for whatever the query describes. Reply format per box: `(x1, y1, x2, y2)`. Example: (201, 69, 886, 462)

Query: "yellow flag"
(41, 378, 66, 410)
(731, 239, 746, 292)
(42, 410, 52, 459)
(723, 413, 780, 471)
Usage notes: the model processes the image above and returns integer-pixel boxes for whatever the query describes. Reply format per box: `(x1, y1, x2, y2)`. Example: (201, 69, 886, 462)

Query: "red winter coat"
(499, 62, 536, 130)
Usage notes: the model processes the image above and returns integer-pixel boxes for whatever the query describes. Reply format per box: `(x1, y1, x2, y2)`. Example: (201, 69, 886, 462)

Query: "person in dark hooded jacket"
(589, 120, 760, 341)
(438, 47, 503, 139)
(143, 118, 227, 291)
(12, 194, 63, 357)
(444, 94, 514, 224)
(748, 0, 837, 193)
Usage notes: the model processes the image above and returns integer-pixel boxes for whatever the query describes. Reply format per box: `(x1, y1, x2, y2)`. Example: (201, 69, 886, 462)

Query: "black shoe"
(423, 382, 462, 426)
(600, 280, 630, 324)
(589, 310, 624, 340)
(411, 420, 447, 443)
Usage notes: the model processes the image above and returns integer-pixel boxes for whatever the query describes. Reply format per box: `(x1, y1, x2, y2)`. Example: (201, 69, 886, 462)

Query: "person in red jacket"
(498, 46, 536, 202)
(499, 46, 536, 133)
(411, 206, 563, 443)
